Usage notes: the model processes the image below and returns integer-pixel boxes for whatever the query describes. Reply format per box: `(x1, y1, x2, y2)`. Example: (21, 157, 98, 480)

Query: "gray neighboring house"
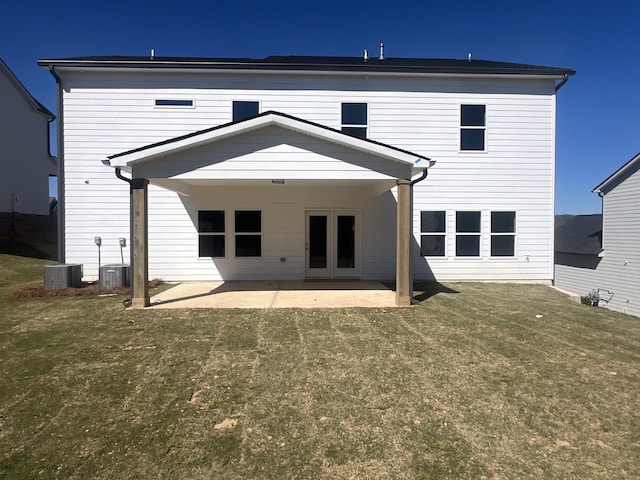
(0, 57, 56, 216)
(554, 152, 640, 317)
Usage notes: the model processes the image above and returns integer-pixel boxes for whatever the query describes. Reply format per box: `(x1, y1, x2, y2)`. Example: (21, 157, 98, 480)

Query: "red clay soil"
(9, 279, 164, 300)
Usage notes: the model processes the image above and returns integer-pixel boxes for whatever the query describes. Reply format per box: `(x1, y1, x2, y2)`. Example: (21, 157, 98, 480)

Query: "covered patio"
(148, 280, 397, 309)
(104, 112, 433, 308)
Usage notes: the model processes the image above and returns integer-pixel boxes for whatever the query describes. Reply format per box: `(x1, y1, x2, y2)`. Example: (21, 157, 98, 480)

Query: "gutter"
(555, 73, 570, 92)
(48, 65, 65, 263)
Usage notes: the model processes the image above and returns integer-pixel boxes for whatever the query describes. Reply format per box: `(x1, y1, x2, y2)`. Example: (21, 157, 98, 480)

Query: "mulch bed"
(9, 279, 164, 300)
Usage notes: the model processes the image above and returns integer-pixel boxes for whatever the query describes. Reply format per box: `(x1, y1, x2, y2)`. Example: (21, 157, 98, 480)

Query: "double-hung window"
(235, 210, 262, 257)
(491, 211, 516, 256)
(232, 101, 259, 122)
(341, 103, 367, 139)
(456, 211, 481, 256)
(460, 105, 486, 151)
(420, 211, 446, 256)
(198, 210, 225, 257)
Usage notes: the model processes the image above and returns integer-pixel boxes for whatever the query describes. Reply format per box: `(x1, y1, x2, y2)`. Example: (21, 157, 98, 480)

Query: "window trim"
(455, 211, 481, 257)
(232, 100, 260, 122)
(420, 210, 446, 257)
(459, 104, 486, 152)
(197, 210, 226, 258)
(490, 211, 516, 257)
(341, 102, 368, 139)
(154, 98, 195, 108)
(234, 210, 262, 258)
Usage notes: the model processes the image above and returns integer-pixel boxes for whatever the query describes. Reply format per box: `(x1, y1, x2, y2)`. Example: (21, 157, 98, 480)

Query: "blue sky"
(2, 0, 638, 214)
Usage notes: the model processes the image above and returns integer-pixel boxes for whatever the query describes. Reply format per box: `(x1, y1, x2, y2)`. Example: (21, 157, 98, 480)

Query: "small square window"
(199, 235, 225, 257)
(456, 211, 481, 233)
(491, 211, 515, 233)
(341, 103, 367, 139)
(233, 101, 259, 122)
(461, 105, 485, 126)
(421, 235, 446, 256)
(456, 236, 480, 256)
(198, 210, 225, 233)
(236, 235, 261, 257)
(235, 211, 261, 233)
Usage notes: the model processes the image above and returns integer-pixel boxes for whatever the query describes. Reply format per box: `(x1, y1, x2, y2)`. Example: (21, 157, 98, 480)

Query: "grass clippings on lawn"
(1, 249, 639, 479)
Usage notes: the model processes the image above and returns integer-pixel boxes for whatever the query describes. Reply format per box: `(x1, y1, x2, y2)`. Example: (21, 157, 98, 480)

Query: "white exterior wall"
(554, 167, 640, 317)
(59, 69, 558, 281)
(0, 68, 53, 215)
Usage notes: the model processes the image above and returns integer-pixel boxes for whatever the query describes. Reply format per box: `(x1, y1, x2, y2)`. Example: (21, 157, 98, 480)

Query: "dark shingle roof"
(555, 214, 602, 255)
(38, 55, 575, 77)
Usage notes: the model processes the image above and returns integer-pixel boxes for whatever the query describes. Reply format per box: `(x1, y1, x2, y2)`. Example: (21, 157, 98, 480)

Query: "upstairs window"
(198, 210, 225, 257)
(235, 210, 262, 257)
(491, 211, 516, 256)
(460, 104, 485, 151)
(233, 101, 259, 122)
(420, 211, 446, 256)
(456, 211, 481, 256)
(341, 103, 367, 139)
(155, 99, 194, 107)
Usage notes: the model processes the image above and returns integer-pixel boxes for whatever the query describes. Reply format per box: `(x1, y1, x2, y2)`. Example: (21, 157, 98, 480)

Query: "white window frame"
(455, 211, 482, 257)
(340, 102, 368, 139)
(490, 211, 517, 257)
(459, 104, 486, 152)
(197, 210, 226, 259)
(234, 210, 262, 258)
(154, 98, 195, 109)
(232, 100, 260, 122)
(420, 210, 447, 257)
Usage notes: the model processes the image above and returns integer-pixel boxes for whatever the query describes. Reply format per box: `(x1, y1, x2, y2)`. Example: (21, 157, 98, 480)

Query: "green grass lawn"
(1, 246, 639, 479)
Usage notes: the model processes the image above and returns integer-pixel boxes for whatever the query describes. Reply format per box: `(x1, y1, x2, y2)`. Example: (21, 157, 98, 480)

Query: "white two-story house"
(38, 54, 574, 307)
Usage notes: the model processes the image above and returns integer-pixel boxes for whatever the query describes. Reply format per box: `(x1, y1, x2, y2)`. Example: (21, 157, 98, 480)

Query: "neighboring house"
(555, 153, 640, 317)
(38, 54, 574, 306)
(0, 58, 56, 216)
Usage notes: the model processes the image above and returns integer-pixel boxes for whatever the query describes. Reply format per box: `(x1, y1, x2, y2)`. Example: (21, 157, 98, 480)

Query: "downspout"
(113, 166, 134, 305)
(408, 166, 430, 302)
(48, 66, 65, 263)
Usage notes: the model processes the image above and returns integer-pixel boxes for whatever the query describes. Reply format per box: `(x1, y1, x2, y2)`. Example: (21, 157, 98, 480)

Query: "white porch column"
(396, 179, 412, 306)
(131, 178, 150, 308)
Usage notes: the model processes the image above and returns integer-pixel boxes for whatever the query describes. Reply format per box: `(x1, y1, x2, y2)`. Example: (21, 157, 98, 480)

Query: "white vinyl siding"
(555, 166, 640, 317)
(59, 69, 557, 282)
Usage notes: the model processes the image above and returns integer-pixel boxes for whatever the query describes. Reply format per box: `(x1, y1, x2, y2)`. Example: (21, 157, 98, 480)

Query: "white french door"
(305, 210, 360, 279)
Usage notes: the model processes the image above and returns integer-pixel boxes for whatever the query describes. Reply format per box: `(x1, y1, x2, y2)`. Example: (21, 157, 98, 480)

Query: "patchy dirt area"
(9, 279, 164, 300)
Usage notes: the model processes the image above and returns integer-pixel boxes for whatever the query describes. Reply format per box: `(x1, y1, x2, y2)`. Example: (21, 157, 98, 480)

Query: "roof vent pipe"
(150, 48, 155, 59)
(379, 43, 385, 60)
(468, 52, 472, 62)
(364, 49, 368, 61)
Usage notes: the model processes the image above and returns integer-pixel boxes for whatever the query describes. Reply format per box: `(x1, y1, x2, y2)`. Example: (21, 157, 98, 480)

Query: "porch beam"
(396, 179, 412, 306)
(131, 178, 150, 308)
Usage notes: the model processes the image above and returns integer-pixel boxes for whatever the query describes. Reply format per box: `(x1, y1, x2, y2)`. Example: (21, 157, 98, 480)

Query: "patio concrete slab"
(149, 281, 397, 309)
